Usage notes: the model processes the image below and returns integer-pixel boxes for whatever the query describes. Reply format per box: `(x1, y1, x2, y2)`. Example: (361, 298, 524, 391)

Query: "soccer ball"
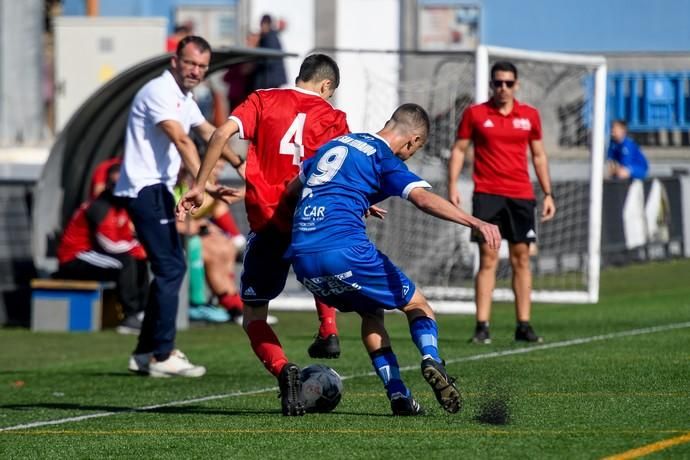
(300, 364, 343, 413)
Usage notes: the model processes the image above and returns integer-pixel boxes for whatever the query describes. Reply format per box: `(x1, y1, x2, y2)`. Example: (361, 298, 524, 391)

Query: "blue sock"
(370, 347, 408, 399)
(410, 316, 442, 363)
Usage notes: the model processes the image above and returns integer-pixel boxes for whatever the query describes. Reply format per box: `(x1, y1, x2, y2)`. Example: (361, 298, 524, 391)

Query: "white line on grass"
(2, 320, 689, 432)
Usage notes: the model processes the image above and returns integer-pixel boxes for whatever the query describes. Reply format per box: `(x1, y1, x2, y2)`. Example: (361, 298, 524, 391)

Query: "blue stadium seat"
(601, 72, 690, 132)
(644, 76, 675, 128)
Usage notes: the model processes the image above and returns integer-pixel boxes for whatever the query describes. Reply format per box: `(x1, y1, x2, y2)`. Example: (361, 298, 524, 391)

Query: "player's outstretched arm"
(530, 139, 556, 222)
(283, 176, 303, 210)
(175, 187, 204, 221)
(407, 187, 501, 250)
(206, 183, 245, 205)
(194, 121, 246, 181)
(448, 139, 470, 207)
(196, 119, 240, 189)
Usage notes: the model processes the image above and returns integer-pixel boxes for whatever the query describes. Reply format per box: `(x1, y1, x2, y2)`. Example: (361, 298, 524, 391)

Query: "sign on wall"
(175, 5, 239, 48)
(417, 1, 480, 50)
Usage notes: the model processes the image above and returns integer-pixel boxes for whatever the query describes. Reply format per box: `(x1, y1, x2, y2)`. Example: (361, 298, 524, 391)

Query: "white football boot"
(148, 349, 206, 378)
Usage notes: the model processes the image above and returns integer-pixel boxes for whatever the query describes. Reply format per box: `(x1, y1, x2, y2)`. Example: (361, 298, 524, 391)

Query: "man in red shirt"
(448, 61, 556, 345)
(177, 54, 349, 415)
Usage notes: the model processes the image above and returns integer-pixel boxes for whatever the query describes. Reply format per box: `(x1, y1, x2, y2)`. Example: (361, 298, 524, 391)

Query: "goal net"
(272, 46, 607, 312)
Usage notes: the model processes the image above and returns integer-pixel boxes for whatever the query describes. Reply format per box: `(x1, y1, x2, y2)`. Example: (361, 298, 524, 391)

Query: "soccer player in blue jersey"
(285, 104, 501, 415)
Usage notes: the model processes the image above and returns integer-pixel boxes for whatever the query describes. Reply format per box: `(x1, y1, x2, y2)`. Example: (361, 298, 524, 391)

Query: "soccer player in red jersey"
(177, 54, 349, 415)
(447, 61, 556, 345)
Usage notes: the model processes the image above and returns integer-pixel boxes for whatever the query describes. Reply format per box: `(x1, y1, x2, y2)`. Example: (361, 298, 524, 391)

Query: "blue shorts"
(291, 242, 416, 313)
(240, 229, 291, 305)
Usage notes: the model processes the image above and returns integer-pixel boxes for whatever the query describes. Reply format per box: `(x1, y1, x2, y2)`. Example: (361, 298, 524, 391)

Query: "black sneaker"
(515, 324, 544, 343)
(421, 358, 462, 414)
(390, 392, 425, 416)
(278, 363, 305, 416)
(307, 334, 341, 359)
(469, 327, 491, 344)
(116, 314, 142, 335)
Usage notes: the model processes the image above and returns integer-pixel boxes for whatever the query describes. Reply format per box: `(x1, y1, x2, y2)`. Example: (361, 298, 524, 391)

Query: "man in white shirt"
(116, 35, 243, 378)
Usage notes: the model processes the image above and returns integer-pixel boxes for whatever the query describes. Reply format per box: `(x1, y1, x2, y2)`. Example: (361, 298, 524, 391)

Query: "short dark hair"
(261, 14, 272, 25)
(389, 103, 430, 137)
(491, 61, 518, 80)
(176, 35, 212, 57)
(612, 119, 628, 129)
(174, 24, 191, 34)
(296, 54, 340, 88)
(106, 163, 121, 176)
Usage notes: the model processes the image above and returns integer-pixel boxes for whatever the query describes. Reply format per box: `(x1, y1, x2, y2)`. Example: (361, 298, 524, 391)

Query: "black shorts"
(240, 227, 292, 305)
(471, 192, 537, 244)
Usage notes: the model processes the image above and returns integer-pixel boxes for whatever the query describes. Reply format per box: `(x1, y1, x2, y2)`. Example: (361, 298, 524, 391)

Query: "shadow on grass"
(0, 402, 395, 418)
(1, 370, 263, 379)
(0, 402, 275, 417)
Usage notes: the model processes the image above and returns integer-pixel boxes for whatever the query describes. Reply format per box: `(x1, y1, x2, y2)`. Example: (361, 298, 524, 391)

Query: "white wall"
(249, 0, 315, 84)
(54, 17, 167, 132)
(335, 0, 400, 132)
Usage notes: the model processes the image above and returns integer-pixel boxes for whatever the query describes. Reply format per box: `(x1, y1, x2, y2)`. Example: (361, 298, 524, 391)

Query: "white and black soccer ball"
(300, 364, 343, 413)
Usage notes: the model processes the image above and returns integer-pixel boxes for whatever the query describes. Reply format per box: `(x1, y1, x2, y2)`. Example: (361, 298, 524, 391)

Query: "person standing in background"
(447, 61, 556, 345)
(223, 32, 260, 111)
(252, 14, 287, 90)
(116, 36, 244, 378)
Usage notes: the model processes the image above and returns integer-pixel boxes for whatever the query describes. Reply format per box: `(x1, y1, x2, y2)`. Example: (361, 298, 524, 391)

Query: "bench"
(30, 279, 120, 332)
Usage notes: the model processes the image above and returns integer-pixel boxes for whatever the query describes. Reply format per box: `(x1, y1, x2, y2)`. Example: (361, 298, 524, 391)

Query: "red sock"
(246, 320, 288, 376)
(219, 292, 243, 312)
(315, 297, 338, 338)
(213, 211, 241, 237)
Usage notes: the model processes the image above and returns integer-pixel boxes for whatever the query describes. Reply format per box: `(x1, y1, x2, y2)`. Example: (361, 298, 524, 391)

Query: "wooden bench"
(30, 279, 120, 332)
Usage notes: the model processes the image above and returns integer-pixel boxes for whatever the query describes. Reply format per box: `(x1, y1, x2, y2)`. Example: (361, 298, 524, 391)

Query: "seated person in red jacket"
(56, 162, 148, 334)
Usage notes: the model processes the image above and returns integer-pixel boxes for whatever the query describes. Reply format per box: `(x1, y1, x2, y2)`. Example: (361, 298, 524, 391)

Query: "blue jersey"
(607, 136, 649, 180)
(290, 133, 431, 254)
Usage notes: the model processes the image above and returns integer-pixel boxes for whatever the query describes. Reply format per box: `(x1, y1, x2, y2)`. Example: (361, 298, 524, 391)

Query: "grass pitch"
(1, 259, 689, 459)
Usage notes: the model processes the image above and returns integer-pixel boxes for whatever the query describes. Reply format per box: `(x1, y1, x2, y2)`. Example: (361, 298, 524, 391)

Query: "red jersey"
(457, 99, 542, 199)
(58, 191, 146, 264)
(230, 88, 349, 232)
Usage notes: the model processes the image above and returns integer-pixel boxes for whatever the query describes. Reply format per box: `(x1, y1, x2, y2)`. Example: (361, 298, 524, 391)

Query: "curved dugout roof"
(32, 48, 292, 273)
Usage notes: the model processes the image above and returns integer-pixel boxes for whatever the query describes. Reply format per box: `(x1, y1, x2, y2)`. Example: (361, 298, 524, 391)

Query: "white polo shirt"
(114, 70, 205, 198)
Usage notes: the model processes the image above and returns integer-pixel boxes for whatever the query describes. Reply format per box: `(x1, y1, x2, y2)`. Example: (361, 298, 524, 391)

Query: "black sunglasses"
(491, 79, 516, 88)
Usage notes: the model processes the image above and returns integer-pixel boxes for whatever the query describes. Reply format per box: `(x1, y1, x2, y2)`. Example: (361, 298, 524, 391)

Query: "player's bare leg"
(472, 243, 499, 344)
(359, 308, 390, 352)
(401, 291, 461, 414)
(510, 242, 531, 322)
(243, 303, 305, 416)
(510, 242, 543, 343)
(202, 231, 242, 317)
(308, 297, 341, 359)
